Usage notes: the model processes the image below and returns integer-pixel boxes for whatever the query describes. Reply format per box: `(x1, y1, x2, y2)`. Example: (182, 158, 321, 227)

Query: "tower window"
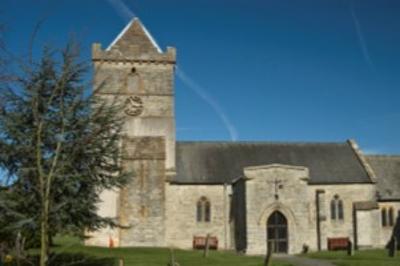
(330, 195, 344, 221)
(196, 197, 211, 223)
(131, 67, 137, 74)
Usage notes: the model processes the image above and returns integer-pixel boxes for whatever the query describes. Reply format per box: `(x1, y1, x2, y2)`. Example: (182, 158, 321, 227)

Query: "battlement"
(92, 43, 176, 64)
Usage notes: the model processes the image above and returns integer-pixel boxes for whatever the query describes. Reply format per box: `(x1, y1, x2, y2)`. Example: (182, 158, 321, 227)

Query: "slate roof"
(173, 141, 373, 185)
(366, 155, 400, 201)
(353, 201, 379, 210)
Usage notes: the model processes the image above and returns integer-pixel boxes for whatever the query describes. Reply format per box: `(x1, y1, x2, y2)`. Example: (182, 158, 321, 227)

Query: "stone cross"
(268, 178, 284, 200)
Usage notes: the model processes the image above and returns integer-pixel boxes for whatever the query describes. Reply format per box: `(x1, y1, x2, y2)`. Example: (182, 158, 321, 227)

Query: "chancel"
(86, 18, 400, 255)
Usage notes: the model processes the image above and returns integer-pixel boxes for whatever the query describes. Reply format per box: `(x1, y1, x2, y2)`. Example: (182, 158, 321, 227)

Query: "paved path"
(276, 255, 335, 266)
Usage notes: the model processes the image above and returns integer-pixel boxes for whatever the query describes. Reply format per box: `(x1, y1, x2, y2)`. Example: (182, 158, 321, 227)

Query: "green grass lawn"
(49, 236, 291, 266)
(305, 249, 400, 266)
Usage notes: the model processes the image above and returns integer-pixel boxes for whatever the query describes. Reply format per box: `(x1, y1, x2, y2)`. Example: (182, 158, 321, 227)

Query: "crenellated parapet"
(92, 43, 176, 64)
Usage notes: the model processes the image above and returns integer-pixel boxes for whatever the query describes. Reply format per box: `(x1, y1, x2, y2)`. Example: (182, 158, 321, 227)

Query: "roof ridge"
(176, 140, 347, 145)
(366, 154, 400, 158)
(106, 18, 135, 51)
(139, 18, 163, 53)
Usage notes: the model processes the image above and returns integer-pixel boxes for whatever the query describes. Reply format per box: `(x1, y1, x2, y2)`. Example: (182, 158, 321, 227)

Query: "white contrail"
(105, 0, 135, 22)
(176, 66, 239, 141)
(104, 0, 238, 141)
(350, 3, 375, 71)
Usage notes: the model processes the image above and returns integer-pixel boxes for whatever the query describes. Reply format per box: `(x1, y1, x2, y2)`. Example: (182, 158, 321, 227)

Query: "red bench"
(327, 237, 350, 250)
(193, 236, 218, 250)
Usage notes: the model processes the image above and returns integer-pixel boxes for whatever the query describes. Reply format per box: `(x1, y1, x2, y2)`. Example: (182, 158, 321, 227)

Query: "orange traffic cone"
(109, 237, 114, 248)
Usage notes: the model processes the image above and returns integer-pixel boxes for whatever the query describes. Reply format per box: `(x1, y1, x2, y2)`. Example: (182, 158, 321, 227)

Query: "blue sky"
(1, 0, 400, 154)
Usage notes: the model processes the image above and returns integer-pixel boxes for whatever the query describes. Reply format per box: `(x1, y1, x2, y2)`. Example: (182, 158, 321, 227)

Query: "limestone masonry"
(85, 18, 400, 254)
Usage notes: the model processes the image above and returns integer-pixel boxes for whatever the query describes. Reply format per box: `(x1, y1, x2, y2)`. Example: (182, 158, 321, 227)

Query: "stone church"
(85, 18, 400, 255)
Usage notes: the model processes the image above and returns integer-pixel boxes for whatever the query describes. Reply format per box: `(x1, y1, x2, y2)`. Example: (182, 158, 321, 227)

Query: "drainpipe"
(315, 189, 325, 251)
(223, 183, 228, 250)
(352, 204, 358, 250)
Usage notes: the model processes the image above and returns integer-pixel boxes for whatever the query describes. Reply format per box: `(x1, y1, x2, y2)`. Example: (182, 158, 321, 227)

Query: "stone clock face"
(124, 96, 143, 116)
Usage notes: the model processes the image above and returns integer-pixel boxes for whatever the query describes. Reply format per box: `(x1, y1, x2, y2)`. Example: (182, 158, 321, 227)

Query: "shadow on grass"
(15, 253, 116, 266)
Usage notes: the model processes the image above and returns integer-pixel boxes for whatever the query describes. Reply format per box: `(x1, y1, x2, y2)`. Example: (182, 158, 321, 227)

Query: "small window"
(196, 197, 211, 223)
(382, 208, 388, 226)
(382, 207, 395, 227)
(389, 207, 395, 226)
(330, 200, 336, 220)
(338, 200, 344, 220)
(204, 200, 211, 222)
(196, 201, 203, 222)
(330, 195, 344, 221)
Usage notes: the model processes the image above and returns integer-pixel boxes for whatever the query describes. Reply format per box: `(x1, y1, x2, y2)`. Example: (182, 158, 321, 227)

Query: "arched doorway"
(267, 211, 288, 253)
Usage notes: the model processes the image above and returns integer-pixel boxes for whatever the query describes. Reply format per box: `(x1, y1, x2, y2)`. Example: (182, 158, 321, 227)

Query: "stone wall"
(312, 184, 377, 251)
(87, 19, 176, 247)
(85, 189, 120, 246)
(243, 163, 378, 255)
(118, 137, 166, 246)
(165, 184, 232, 250)
(356, 209, 380, 248)
(244, 164, 314, 255)
(93, 62, 176, 170)
(377, 202, 400, 247)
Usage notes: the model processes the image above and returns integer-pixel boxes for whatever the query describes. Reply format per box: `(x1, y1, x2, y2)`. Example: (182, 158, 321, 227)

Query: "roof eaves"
(308, 180, 375, 185)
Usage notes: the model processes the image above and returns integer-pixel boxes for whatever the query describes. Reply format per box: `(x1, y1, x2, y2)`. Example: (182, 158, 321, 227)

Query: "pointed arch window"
(382, 208, 387, 227)
(381, 207, 395, 227)
(330, 195, 344, 221)
(196, 197, 211, 223)
(330, 200, 336, 220)
(338, 200, 344, 220)
(389, 207, 395, 226)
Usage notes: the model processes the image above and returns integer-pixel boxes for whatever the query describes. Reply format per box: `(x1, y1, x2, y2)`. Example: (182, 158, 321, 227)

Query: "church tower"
(90, 18, 176, 247)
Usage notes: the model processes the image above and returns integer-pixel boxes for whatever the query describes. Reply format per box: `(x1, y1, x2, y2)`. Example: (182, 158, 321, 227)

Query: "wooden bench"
(193, 236, 218, 250)
(327, 237, 350, 250)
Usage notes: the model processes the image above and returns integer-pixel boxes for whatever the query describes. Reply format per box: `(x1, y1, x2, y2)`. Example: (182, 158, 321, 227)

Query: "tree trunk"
(264, 242, 272, 266)
(15, 232, 21, 266)
(203, 234, 210, 258)
(40, 196, 49, 266)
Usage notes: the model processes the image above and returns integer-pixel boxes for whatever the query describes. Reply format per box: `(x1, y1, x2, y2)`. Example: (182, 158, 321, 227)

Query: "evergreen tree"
(0, 43, 127, 266)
